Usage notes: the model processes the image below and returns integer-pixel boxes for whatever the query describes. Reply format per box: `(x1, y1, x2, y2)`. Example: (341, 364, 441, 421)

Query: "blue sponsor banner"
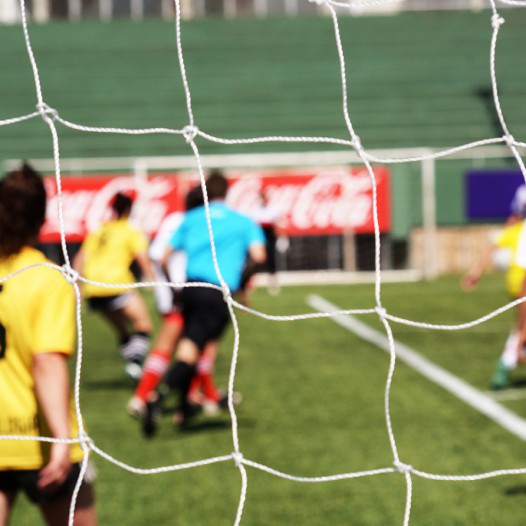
(465, 169, 524, 220)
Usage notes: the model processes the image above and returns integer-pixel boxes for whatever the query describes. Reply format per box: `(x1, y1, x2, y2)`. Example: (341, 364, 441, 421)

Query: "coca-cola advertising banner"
(40, 166, 390, 243)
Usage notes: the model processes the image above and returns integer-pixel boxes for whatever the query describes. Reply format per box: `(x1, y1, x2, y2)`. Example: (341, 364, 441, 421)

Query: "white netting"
(2, 1, 526, 525)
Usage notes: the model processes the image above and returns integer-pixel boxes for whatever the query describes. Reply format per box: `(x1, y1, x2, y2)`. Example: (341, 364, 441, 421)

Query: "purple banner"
(465, 169, 525, 220)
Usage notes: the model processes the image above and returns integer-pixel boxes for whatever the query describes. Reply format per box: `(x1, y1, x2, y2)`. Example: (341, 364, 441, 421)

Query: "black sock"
(164, 361, 196, 412)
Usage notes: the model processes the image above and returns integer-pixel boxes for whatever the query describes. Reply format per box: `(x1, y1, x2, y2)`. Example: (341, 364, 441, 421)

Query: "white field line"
(307, 294, 526, 442)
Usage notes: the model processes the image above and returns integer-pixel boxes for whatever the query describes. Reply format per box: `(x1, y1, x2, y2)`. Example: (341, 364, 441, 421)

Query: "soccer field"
(10, 274, 526, 525)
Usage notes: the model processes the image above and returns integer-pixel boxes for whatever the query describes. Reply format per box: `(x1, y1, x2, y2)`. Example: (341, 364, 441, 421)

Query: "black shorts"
(87, 294, 129, 312)
(0, 463, 83, 505)
(182, 286, 230, 351)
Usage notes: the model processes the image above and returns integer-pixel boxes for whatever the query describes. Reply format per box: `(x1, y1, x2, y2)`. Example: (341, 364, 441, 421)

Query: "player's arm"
(32, 351, 72, 491)
(249, 242, 266, 265)
(461, 243, 496, 290)
(517, 278, 526, 361)
(247, 219, 267, 265)
(161, 221, 184, 277)
(136, 251, 156, 282)
(160, 246, 175, 278)
(72, 246, 85, 273)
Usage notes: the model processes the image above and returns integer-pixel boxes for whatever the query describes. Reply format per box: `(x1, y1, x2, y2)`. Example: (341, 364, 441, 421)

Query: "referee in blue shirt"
(143, 170, 266, 435)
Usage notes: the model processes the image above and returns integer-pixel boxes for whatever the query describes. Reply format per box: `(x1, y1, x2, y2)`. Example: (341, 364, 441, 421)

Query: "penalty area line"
(307, 294, 526, 442)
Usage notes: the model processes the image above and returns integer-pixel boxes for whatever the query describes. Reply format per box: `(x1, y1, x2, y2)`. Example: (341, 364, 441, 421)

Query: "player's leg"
(491, 327, 524, 389)
(98, 307, 129, 344)
(168, 337, 200, 395)
(39, 481, 97, 526)
(141, 287, 229, 436)
(265, 229, 280, 295)
(141, 337, 199, 437)
(0, 489, 17, 526)
(189, 341, 221, 405)
(190, 341, 243, 415)
(121, 291, 152, 335)
(87, 296, 131, 357)
(118, 292, 153, 380)
(127, 311, 184, 418)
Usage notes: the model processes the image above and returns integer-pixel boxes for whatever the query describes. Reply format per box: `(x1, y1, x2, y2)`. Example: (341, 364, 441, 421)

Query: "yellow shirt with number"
(0, 247, 83, 470)
(81, 218, 149, 297)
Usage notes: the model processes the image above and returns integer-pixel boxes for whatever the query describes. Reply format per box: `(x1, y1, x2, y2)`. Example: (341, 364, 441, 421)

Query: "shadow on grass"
(505, 485, 526, 496)
(509, 377, 526, 389)
(177, 415, 257, 436)
(82, 378, 137, 390)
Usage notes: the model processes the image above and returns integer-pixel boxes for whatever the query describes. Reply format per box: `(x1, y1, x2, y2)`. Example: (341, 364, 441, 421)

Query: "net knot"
(78, 431, 94, 450)
(375, 306, 387, 319)
(491, 14, 505, 29)
(222, 285, 233, 303)
(352, 134, 363, 153)
(36, 102, 59, 122)
(504, 134, 515, 148)
(394, 461, 413, 474)
(61, 264, 80, 284)
(182, 125, 199, 143)
(232, 452, 244, 467)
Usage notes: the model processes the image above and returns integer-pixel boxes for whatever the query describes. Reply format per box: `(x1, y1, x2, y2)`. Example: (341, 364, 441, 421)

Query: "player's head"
(206, 169, 228, 200)
(0, 162, 46, 258)
(185, 185, 204, 211)
(111, 192, 134, 218)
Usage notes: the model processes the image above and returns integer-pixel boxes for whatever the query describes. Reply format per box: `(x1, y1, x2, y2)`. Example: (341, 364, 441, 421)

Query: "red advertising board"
(40, 166, 390, 243)
(227, 166, 390, 236)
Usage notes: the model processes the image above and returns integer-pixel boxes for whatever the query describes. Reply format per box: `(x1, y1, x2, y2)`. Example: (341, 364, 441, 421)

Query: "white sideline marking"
(307, 294, 526, 442)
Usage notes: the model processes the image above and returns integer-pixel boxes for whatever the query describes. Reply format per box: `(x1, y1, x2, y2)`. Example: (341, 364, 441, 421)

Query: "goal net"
(2, 1, 526, 525)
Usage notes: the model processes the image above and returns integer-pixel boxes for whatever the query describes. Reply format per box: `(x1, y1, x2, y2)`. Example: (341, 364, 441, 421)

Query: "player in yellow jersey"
(462, 219, 526, 389)
(0, 163, 97, 525)
(74, 192, 154, 380)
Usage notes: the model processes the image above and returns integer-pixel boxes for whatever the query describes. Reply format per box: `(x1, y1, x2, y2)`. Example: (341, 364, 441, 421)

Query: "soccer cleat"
(202, 391, 243, 415)
(126, 396, 146, 419)
(202, 399, 221, 416)
(490, 360, 510, 391)
(142, 397, 161, 438)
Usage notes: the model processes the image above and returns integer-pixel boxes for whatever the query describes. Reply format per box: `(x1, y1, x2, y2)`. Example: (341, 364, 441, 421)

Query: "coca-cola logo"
(41, 175, 179, 241)
(40, 167, 390, 242)
(227, 167, 389, 235)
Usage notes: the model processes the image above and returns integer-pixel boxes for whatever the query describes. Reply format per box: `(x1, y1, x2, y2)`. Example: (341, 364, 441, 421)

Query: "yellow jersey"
(0, 247, 83, 470)
(495, 221, 526, 298)
(81, 218, 149, 297)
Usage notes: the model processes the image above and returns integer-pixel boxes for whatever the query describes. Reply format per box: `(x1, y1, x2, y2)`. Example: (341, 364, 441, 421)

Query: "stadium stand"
(2, 11, 526, 163)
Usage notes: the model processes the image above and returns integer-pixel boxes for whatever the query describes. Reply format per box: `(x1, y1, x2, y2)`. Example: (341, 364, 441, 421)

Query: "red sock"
(196, 356, 220, 401)
(134, 349, 170, 402)
(200, 373, 220, 402)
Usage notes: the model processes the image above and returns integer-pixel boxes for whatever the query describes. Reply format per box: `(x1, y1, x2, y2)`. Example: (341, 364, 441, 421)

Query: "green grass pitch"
(9, 273, 526, 525)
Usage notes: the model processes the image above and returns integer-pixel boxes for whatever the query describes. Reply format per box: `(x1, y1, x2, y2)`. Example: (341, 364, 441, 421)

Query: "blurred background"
(1, 0, 525, 282)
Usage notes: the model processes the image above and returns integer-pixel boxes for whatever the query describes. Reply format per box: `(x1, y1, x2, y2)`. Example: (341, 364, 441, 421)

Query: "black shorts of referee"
(181, 284, 230, 352)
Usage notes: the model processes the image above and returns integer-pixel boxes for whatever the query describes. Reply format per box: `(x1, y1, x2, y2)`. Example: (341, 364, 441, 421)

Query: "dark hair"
(185, 185, 204, 211)
(111, 192, 133, 218)
(205, 170, 228, 200)
(0, 163, 46, 258)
